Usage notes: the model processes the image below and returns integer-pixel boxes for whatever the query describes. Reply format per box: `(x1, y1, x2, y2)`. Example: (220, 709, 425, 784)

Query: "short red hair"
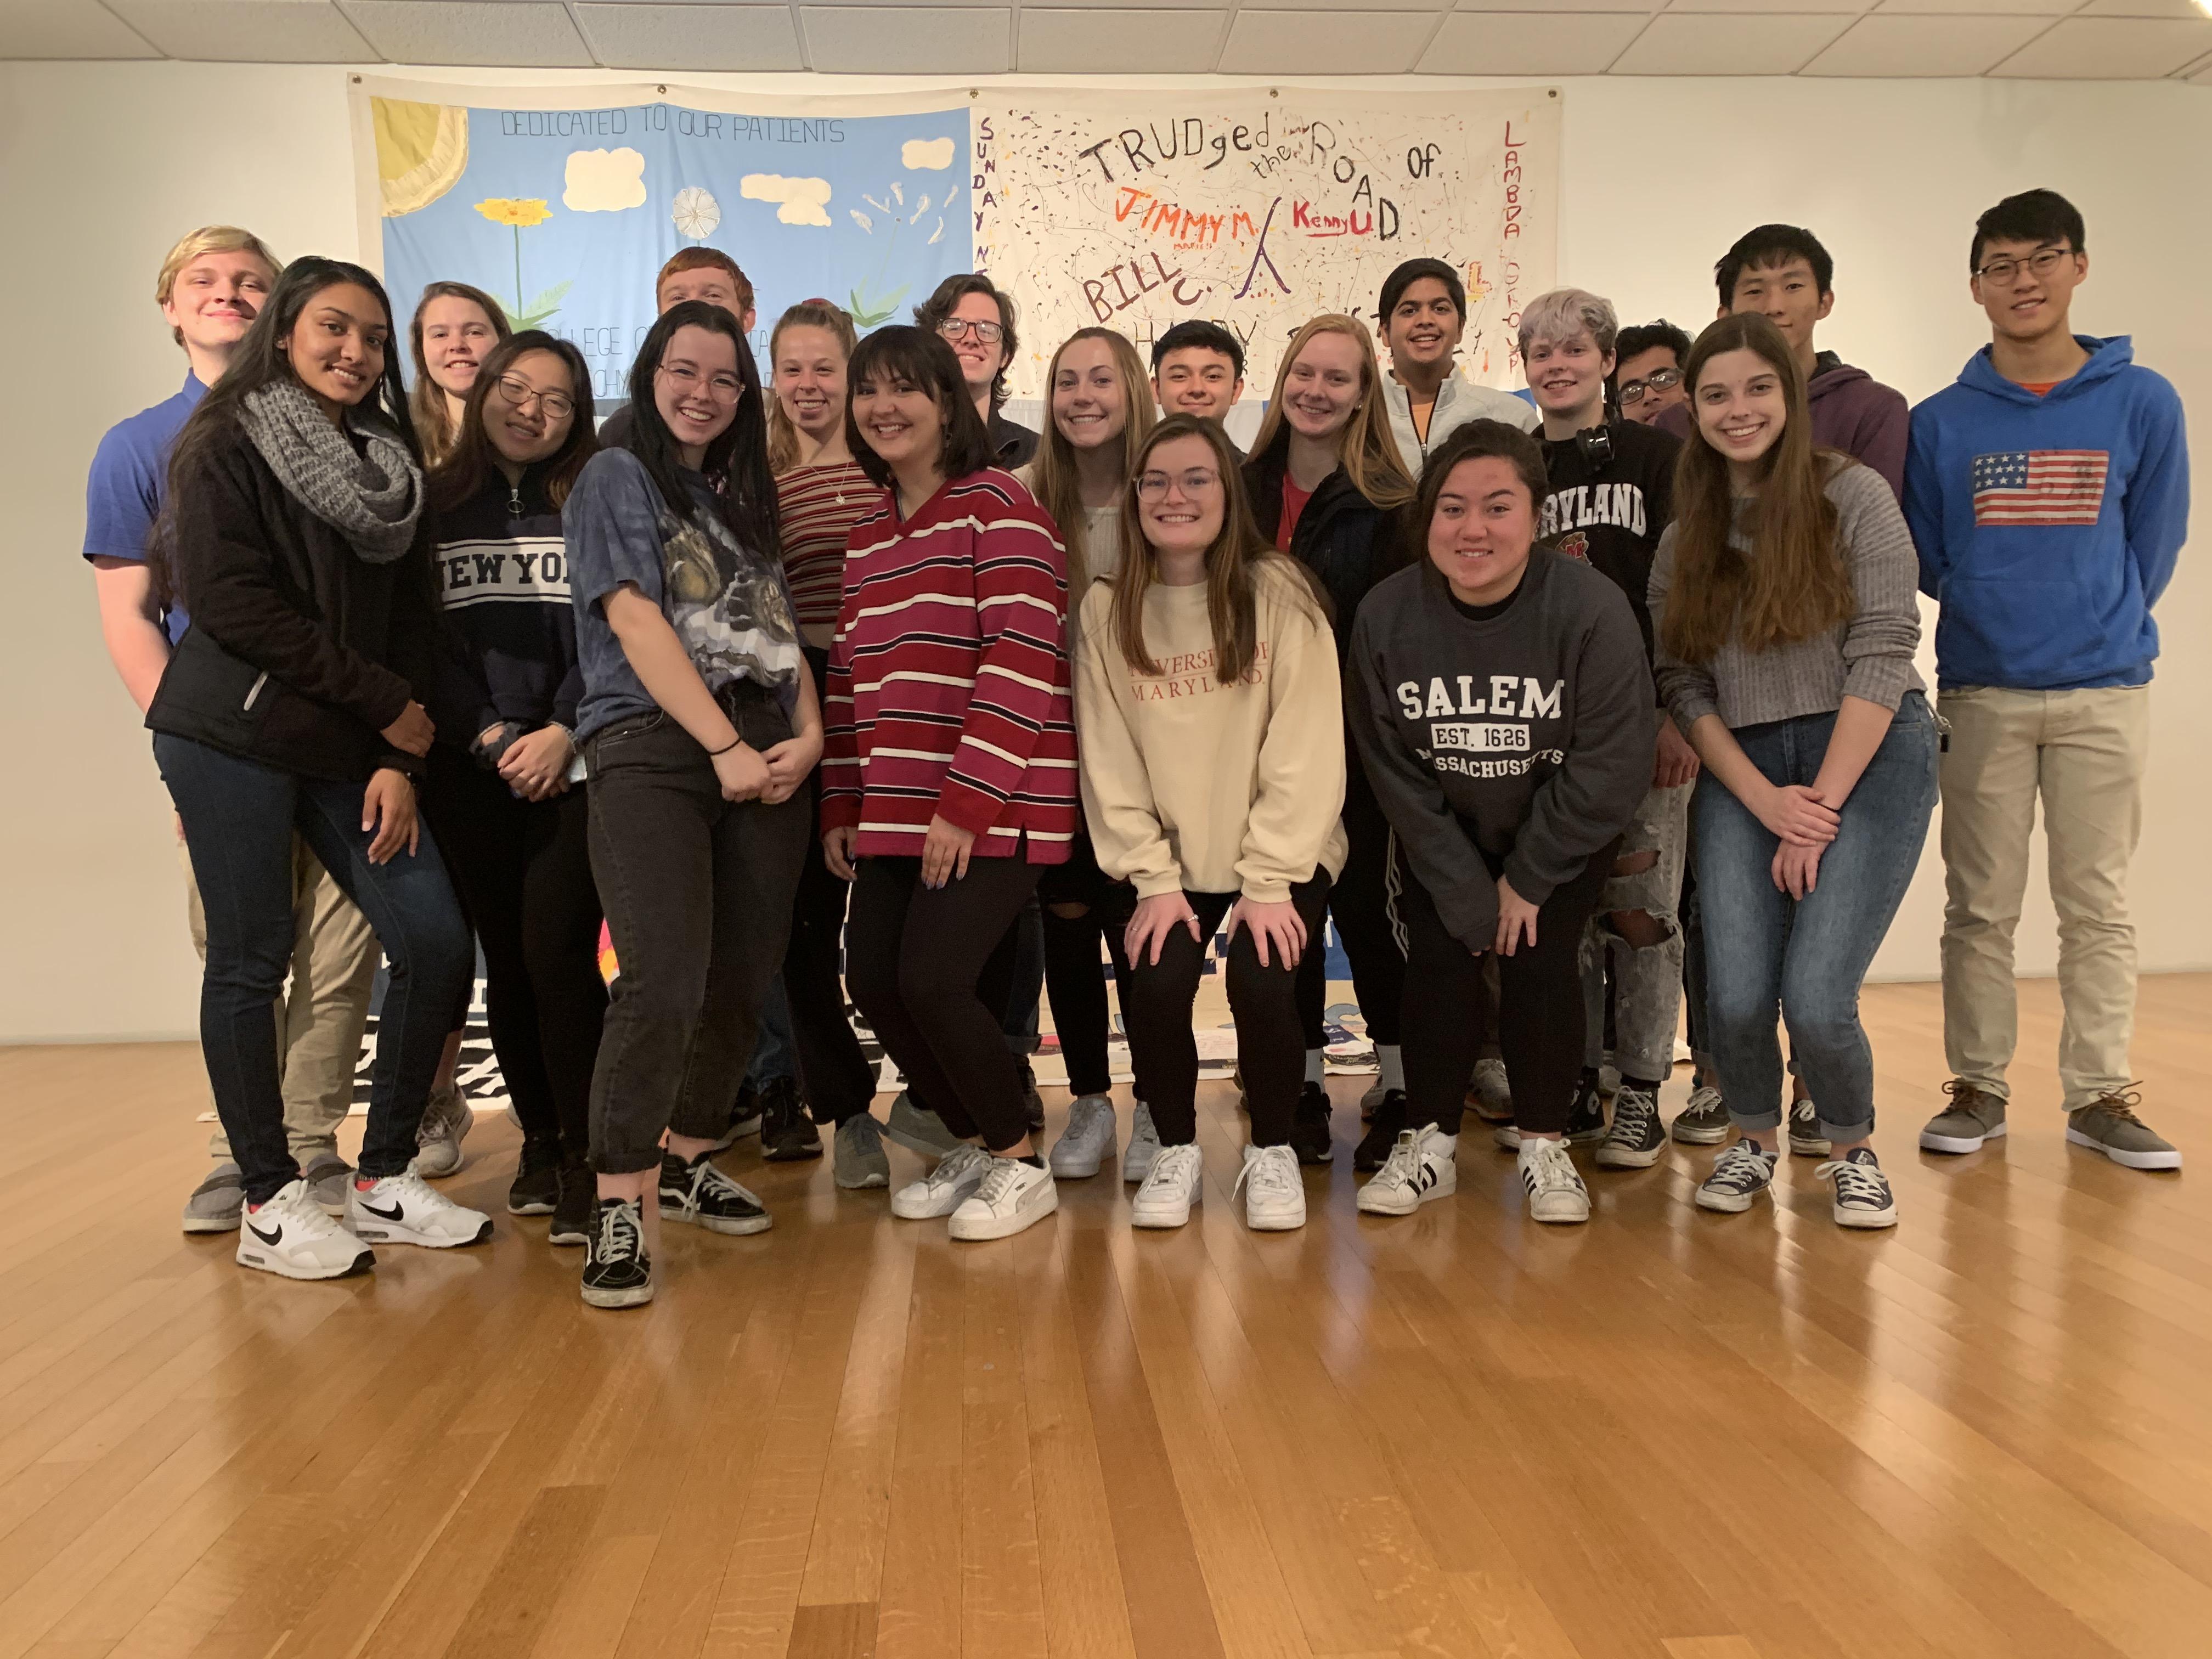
(656, 247, 754, 315)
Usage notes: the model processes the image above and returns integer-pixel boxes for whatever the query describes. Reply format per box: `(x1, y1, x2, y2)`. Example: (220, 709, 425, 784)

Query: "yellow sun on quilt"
(474, 197, 551, 228)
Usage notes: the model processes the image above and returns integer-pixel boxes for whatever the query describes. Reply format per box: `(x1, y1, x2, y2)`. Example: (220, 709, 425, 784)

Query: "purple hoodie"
(1657, 352, 1910, 499)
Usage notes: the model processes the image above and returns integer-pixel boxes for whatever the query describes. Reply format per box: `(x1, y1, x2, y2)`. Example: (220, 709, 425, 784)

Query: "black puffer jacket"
(1242, 445, 1407, 661)
(147, 420, 441, 782)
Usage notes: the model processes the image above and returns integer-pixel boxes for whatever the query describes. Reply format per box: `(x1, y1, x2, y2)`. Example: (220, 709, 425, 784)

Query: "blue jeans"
(743, 974, 795, 1090)
(1694, 694, 1938, 1142)
(155, 735, 473, 1205)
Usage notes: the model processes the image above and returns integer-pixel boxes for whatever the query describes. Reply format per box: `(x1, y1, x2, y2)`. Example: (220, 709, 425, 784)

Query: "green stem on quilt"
(512, 227, 524, 325)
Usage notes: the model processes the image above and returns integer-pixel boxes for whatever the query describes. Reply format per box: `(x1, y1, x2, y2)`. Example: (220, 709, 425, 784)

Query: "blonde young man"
(83, 227, 381, 1232)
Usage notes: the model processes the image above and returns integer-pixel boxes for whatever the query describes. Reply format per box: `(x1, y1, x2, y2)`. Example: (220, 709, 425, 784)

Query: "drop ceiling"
(2, 0, 2208, 81)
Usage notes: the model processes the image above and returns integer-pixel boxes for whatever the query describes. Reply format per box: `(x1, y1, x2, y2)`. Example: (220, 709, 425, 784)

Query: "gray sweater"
(1647, 461, 1923, 731)
(1348, 549, 1654, 950)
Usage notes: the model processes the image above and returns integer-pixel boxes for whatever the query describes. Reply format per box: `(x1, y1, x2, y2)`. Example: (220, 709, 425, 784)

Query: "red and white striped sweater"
(821, 470, 1076, 863)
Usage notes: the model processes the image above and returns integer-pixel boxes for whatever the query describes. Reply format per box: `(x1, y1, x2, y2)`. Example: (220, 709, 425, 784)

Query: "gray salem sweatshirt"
(1348, 547, 1656, 950)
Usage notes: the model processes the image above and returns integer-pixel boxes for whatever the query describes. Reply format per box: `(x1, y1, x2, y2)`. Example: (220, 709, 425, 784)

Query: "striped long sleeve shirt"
(821, 470, 1076, 863)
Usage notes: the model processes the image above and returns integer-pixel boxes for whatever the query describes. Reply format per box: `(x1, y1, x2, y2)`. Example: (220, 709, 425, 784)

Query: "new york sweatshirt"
(1348, 549, 1654, 950)
(1904, 334, 2188, 691)
(1072, 561, 1348, 902)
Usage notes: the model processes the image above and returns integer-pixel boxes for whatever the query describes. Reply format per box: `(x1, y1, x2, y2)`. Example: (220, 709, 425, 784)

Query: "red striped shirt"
(821, 470, 1076, 862)
(775, 460, 877, 629)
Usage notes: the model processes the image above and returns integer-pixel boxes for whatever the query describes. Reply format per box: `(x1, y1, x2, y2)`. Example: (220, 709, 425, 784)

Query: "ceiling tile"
(1661, 0, 1869, 11)
(1247, 0, 1446, 11)
(1456, 0, 1652, 9)
(1990, 14, 2212, 74)
(2072, 0, 2211, 16)
(1217, 8, 1438, 71)
(0, 0, 161, 57)
(1018, 9, 1224, 70)
(336, 2, 594, 66)
(799, 6, 1010, 72)
(1872, 0, 2076, 13)
(1420, 10, 1647, 72)
(1609, 11, 1855, 72)
(1802, 12, 2056, 73)
(574, 3, 805, 69)
(104, 0, 378, 63)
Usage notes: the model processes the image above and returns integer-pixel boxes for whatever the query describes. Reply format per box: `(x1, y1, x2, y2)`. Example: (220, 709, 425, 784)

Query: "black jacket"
(146, 421, 439, 782)
(423, 467, 581, 746)
(1242, 445, 1406, 660)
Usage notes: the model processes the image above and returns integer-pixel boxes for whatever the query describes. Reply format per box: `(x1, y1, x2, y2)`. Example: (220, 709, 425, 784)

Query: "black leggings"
(1111, 877, 1331, 1149)
(425, 747, 605, 1160)
(1398, 848, 1610, 1138)
(1297, 760, 1404, 1049)
(845, 851, 1045, 1153)
(1039, 827, 1137, 1099)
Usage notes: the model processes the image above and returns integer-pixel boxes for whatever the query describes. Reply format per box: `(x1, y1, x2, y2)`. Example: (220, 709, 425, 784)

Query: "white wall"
(3, 61, 2206, 1042)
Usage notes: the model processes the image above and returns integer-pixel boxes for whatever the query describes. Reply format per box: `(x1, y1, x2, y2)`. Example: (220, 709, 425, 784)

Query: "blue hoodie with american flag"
(1905, 334, 2187, 691)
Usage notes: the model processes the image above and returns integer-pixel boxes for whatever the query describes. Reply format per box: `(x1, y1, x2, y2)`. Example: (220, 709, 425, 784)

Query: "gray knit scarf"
(239, 380, 423, 563)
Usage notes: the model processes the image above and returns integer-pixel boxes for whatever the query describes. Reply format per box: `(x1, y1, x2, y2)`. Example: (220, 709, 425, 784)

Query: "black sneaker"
(659, 1148, 773, 1235)
(1290, 1081, 1335, 1165)
(549, 1160, 593, 1247)
(1564, 1070, 1607, 1146)
(1354, 1090, 1408, 1172)
(581, 1196, 653, 1308)
(506, 1139, 563, 1216)
(759, 1077, 822, 1162)
(1595, 1084, 1667, 1170)
(1017, 1058, 1046, 1132)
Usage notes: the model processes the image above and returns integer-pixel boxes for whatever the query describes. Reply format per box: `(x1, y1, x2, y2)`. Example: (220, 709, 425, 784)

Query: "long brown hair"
(1031, 328, 1156, 592)
(427, 331, 599, 516)
(1107, 415, 1325, 686)
(1248, 314, 1415, 511)
(408, 280, 510, 466)
(1660, 312, 1855, 664)
(766, 299, 859, 475)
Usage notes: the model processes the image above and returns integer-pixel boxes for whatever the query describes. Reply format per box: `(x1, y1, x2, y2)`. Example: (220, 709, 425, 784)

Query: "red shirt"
(1276, 474, 1314, 553)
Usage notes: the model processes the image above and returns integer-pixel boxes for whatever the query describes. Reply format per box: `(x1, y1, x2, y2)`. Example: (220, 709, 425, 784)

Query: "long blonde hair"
(1031, 328, 1156, 591)
(1248, 314, 1415, 510)
(407, 280, 510, 467)
(766, 299, 859, 475)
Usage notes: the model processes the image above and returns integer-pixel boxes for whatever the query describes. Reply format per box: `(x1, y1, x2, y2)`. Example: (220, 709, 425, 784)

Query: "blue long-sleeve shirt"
(1904, 334, 2187, 690)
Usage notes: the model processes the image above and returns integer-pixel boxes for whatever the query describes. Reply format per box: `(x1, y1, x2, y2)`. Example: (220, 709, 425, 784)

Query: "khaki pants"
(182, 832, 380, 1160)
(1938, 685, 2149, 1111)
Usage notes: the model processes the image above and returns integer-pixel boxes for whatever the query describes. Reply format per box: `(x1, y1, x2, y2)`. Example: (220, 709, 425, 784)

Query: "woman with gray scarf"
(147, 257, 489, 1283)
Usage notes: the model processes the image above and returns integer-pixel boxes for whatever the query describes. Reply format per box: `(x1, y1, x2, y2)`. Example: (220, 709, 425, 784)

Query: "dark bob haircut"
(1409, 418, 1549, 537)
(843, 325, 996, 490)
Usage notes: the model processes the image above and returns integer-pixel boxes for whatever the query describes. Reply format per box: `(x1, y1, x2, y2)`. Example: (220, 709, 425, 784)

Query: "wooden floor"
(3, 975, 2208, 1659)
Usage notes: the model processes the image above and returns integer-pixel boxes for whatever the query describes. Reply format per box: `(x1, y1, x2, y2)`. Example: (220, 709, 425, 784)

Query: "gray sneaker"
(884, 1091, 963, 1158)
(834, 1113, 891, 1189)
(1787, 1096, 1832, 1159)
(412, 1084, 471, 1177)
(1671, 1084, 1730, 1145)
(2067, 1090, 2181, 1171)
(182, 1161, 244, 1233)
(1919, 1080, 2007, 1154)
(302, 1150, 353, 1216)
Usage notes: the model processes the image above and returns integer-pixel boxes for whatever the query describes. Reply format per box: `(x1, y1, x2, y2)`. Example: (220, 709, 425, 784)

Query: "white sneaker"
(238, 1180, 375, 1280)
(890, 1143, 991, 1220)
(411, 1084, 472, 1177)
(1358, 1124, 1458, 1216)
(1492, 1122, 1523, 1151)
(1471, 1057, 1513, 1120)
(1233, 1143, 1306, 1231)
(948, 1158, 1059, 1241)
(1122, 1102, 1164, 1184)
(347, 1170, 494, 1248)
(1517, 1136, 1590, 1224)
(1130, 1143, 1204, 1228)
(1359, 1080, 1387, 1122)
(1050, 1094, 1118, 1178)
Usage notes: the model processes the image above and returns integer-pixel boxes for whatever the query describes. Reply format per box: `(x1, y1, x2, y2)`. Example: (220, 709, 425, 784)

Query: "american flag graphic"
(1972, 450, 2109, 527)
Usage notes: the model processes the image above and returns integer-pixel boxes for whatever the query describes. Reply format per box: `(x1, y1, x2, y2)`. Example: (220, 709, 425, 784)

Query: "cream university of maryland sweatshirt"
(1072, 562, 1349, 903)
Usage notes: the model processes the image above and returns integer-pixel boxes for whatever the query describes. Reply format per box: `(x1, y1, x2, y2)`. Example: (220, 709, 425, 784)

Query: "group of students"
(84, 184, 2187, 1308)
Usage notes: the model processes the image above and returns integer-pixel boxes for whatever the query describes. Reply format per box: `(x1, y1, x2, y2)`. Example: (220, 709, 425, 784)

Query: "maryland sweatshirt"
(1538, 417, 1679, 664)
(1072, 561, 1348, 902)
(1347, 549, 1654, 950)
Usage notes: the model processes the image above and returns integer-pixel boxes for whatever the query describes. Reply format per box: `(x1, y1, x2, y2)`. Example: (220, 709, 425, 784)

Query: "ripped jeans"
(1578, 781, 1690, 1087)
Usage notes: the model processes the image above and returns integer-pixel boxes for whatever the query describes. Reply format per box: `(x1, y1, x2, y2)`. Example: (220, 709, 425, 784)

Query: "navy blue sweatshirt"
(423, 466, 582, 747)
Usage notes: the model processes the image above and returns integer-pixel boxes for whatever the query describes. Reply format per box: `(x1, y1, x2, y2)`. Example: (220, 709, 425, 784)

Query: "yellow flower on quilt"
(473, 197, 552, 228)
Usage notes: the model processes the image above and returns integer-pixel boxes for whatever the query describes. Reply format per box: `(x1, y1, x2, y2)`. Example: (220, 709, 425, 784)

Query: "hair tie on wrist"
(708, 736, 742, 757)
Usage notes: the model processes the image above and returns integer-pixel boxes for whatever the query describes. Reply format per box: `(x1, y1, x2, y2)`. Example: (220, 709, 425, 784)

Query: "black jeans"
(425, 747, 605, 1161)
(1398, 847, 1612, 1138)
(1297, 758, 1405, 1049)
(1039, 827, 1137, 1099)
(1109, 878, 1331, 1149)
(154, 733, 473, 1206)
(584, 696, 811, 1175)
(844, 852, 1044, 1153)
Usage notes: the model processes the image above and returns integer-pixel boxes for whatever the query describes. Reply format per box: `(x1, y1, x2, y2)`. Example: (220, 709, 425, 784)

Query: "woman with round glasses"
(913, 273, 1037, 467)
(421, 330, 606, 1245)
(1074, 415, 1344, 1232)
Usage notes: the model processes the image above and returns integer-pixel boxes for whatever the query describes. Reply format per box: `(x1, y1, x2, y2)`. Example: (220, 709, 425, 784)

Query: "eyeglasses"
(936, 317, 1005, 346)
(1974, 246, 2073, 285)
(657, 362, 747, 402)
(1617, 366, 1681, 408)
(492, 373, 575, 420)
(1136, 469, 1221, 501)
